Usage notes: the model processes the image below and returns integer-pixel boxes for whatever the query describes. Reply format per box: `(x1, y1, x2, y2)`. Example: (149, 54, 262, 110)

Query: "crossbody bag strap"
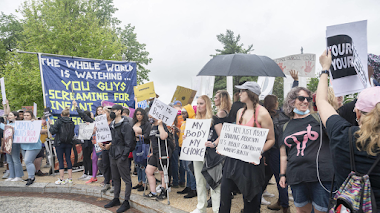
(349, 126, 356, 172)
(367, 154, 380, 175)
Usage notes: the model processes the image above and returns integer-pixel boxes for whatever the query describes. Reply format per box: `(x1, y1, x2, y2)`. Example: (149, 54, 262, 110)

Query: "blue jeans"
(55, 143, 73, 170)
(7, 143, 23, 178)
(24, 148, 41, 179)
(171, 146, 185, 186)
(291, 181, 331, 212)
(136, 163, 147, 184)
(182, 160, 196, 190)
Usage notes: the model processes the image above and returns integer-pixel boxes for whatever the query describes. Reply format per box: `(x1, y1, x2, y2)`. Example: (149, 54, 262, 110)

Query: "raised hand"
(290, 70, 299, 81)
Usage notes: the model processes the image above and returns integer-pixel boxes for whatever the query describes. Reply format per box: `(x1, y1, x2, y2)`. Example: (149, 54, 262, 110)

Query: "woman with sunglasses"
(279, 87, 333, 213)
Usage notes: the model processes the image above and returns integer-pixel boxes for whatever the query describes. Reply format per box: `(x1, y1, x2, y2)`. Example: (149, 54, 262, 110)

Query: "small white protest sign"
(95, 114, 112, 143)
(217, 123, 269, 164)
(13, 120, 42, 143)
(0, 77, 6, 104)
(77, 123, 95, 140)
(148, 99, 177, 125)
(179, 119, 211, 161)
(274, 53, 316, 77)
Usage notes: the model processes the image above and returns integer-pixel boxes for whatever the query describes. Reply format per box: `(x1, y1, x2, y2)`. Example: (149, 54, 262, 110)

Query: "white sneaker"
(261, 197, 271, 205)
(78, 174, 88, 180)
(263, 190, 275, 197)
(55, 178, 66, 185)
(2, 170, 10, 179)
(11, 177, 24, 182)
(65, 178, 73, 184)
(83, 175, 92, 181)
(5, 178, 13, 181)
(190, 209, 202, 213)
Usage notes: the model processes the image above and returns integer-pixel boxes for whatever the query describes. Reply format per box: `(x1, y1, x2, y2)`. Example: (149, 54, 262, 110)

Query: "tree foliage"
(0, 0, 152, 115)
(307, 78, 319, 93)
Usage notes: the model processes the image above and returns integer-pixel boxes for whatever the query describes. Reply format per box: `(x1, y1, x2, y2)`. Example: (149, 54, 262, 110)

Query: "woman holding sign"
(279, 86, 333, 213)
(190, 95, 225, 213)
(219, 82, 275, 213)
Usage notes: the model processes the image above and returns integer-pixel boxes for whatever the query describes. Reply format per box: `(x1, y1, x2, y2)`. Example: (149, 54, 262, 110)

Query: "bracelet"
(212, 142, 217, 148)
(279, 174, 286, 178)
(320, 70, 329, 77)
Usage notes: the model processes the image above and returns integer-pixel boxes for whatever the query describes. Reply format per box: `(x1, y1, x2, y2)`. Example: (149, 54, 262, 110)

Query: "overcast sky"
(2, 0, 380, 104)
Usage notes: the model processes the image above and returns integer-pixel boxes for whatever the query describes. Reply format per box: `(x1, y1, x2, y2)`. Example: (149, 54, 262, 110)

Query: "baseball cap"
(235, 81, 261, 96)
(355, 86, 380, 113)
(111, 104, 123, 111)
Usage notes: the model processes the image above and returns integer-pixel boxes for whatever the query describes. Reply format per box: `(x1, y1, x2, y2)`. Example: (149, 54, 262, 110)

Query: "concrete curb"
(0, 182, 188, 213)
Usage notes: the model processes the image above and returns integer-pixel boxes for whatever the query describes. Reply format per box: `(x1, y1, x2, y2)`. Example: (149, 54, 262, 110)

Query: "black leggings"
(82, 143, 93, 175)
(55, 143, 72, 169)
(219, 176, 262, 213)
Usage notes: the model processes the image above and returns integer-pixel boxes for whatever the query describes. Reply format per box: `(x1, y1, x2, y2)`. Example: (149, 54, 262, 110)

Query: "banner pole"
(37, 53, 47, 108)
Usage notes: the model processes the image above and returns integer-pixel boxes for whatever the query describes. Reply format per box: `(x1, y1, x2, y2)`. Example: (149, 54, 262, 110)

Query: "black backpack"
(59, 121, 75, 144)
(272, 111, 290, 148)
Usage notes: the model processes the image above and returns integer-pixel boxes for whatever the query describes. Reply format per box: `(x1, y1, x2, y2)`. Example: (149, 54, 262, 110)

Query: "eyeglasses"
(297, 96, 312, 102)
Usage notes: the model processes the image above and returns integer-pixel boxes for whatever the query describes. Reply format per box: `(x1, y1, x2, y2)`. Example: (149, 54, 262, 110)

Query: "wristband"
(212, 142, 217, 148)
(320, 70, 329, 77)
(279, 174, 286, 178)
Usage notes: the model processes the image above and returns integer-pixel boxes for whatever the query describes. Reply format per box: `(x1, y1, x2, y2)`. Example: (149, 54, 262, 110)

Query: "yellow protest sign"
(134, 82, 156, 102)
(171, 86, 197, 106)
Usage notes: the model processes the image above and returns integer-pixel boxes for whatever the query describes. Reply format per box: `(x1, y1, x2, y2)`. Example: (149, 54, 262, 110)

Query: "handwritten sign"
(13, 121, 42, 143)
(0, 77, 6, 104)
(217, 123, 269, 164)
(179, 119, 211, 161)
(274, 53, 316, 77)
(95, 114, 111, 143)
(148, 99, 177, 125)
(134, 81, 156, 102)
(171, 86, 197, 106)
(1, 125, 14, 154)
(77, 123, 95, 140)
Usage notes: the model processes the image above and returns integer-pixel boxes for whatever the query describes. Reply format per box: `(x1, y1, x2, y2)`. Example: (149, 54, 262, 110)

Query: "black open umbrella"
(197, 53, 286, 77)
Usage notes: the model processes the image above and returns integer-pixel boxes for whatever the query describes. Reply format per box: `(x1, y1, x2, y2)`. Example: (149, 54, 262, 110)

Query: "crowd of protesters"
(0, 50, 380, 213)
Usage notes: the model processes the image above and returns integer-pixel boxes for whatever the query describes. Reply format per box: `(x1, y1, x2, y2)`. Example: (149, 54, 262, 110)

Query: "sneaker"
(132, 183, 143, 189)
(190, 208, 202, 213)
(101, 184, 111, 193)
(144, 192, 158, 199)
(267, 201, 281, 211)
(116, 200, 130, 213)
(35, 170, 47, 176)
(261, 197, 271, 205)
(2, 170, 10, 179)
(83, 175, 92, 181)
(55, 178, 66, 185)
(156, 188, 167, 200)
(104, 198, 120, 208)
(137, 185, 146, 192)
(78, 174, 88, 180)
(85, 177, 97, 184)
(11, 177, 24, 182)
(5, 177, 13, 181)
(26, 178, 35, 186)
(263, 190, 275, 197)
(184, 190, 197, 199)
(65, 178, 73, 184)
(177, 187, 191, 194)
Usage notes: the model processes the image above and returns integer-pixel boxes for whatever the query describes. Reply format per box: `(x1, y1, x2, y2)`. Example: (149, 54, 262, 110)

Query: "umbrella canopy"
(197, 53, 286, 77)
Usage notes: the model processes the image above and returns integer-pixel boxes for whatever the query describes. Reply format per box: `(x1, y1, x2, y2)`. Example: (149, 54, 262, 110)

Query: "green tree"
(213, 29, 255, 93)
(307, 78, 319, 93)
(272, 77, 284, 107)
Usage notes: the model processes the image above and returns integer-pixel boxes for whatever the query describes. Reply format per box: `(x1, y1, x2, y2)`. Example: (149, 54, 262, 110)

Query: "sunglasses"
(297, 96, 312, 102)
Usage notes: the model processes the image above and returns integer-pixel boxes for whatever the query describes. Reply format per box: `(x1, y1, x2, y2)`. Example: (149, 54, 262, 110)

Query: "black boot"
(104, 198, 120, 208)
(116, 200, 130, 213)
(184, 190, 197, 199)
(177, 187, 191, 194)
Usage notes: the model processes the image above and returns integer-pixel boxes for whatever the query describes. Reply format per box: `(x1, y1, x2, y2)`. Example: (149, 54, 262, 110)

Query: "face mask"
(149, 118, 154, 124)
(110, 112, 116, 120)
(293, 108, 310, 115)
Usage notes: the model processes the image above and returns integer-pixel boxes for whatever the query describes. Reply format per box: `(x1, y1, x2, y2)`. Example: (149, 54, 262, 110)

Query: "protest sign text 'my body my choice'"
(180, 119, 211, 161)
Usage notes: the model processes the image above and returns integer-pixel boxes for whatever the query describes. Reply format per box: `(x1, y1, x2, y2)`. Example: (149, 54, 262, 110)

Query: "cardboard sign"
(274, 53, 316, 77)
(179, 119, 211, 161)
(148, 99, 177, 125)
(77, 123, 95, 140)
(22, 106, 34, 112)
(326, 20, 369, 96)
(171, 86, 197, 106)
(134, 82, 156, 102)
(0, 77, 6, 105)
(13, 121, 42, 143)
(217, 123, 269, 164)
(1, 125, 14, 154)
(257, 77, 275, 100)
(95, 114, 112, 143)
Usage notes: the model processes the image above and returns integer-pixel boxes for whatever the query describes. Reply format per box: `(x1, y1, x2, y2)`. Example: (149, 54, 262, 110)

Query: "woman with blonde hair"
(190, 95, 225, 213)
(317, 50, 380, 209)
(214, 90, 232, 122)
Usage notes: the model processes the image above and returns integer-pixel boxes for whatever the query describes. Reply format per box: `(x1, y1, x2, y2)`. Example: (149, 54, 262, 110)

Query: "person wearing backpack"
(104, 104, 135, 213)
(131, 108, 151, 192)
(48, 108, 75, 185)
(317, 50, 380, 212)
